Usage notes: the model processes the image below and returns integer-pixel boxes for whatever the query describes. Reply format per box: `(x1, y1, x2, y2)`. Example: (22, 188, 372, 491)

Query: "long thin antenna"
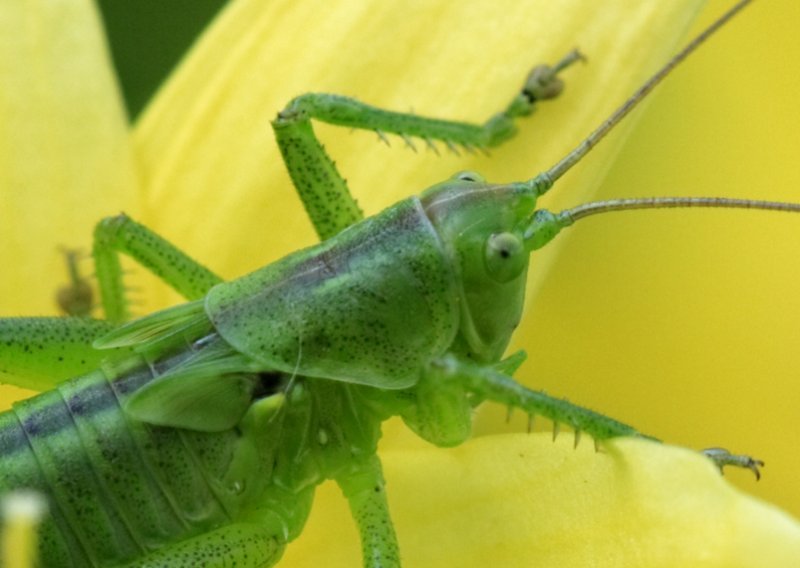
(525, 196, 800, 251)
(561, 197, 800, 224)
(530, 0, 752, 195)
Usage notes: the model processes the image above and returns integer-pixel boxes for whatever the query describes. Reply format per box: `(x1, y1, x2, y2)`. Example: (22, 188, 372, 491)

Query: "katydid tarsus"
(55, 250, 94, 319)
(0, 0, 790, 566)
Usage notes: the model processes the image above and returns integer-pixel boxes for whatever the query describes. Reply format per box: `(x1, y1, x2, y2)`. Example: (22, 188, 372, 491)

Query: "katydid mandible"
(0, 1, 788, 566)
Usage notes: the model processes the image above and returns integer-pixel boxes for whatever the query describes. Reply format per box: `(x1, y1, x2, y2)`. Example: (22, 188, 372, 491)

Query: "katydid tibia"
(0, 0, 788, 566)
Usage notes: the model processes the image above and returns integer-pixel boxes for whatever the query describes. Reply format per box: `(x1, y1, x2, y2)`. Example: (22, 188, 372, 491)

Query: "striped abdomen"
(0, 347, 262, 567)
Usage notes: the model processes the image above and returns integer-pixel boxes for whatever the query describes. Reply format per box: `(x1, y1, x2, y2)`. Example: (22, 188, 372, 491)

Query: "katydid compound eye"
(484, 232, 526, 283)
(453, 171, 485, 183)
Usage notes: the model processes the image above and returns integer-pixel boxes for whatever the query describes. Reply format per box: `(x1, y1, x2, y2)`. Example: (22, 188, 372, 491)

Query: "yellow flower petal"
(286, 434, 800, 567)
(0, 0, 139, 316)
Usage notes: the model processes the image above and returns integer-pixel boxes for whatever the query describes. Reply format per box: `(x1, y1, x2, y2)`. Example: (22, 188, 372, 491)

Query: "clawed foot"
(702, 447, 764, 480)
(522, 49, 586, 101)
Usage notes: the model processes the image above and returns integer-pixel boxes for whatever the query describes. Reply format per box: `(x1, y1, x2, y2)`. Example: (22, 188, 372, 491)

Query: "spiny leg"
(401, 351, 531, 448)
(1, 219, 213, 389)
(427, 356, 764, 476)
(336, 455, 400, 568)
(427, 355, 642, 443)
(93, 214, 222, 323)
(0, 317, 126, 391)
(272, 51, 583, 241)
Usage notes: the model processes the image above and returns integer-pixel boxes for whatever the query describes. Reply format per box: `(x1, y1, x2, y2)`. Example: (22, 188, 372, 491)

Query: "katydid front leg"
(422, 355, 641, 444)
(414, 355, 763, 477)
(401, 354, 640, 451)
(88, 52, 581, 322)
(271, 51, 583, 241)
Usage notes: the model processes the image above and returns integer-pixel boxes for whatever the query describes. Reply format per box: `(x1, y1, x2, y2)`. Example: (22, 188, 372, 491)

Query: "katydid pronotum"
(0, 0, 794, 566)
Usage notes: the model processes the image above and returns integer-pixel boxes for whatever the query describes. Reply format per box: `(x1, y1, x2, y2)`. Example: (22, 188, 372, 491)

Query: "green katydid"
(0, 0, 790, 566)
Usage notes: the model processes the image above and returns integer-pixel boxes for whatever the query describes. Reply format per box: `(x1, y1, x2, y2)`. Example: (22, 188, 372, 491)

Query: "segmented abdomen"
(0, 350, 246, 567)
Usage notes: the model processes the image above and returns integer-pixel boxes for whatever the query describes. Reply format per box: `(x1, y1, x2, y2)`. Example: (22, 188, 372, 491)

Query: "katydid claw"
(702, 447, 765, 481)
(522, 49, 585, 102)
(522, 65, 565, 101)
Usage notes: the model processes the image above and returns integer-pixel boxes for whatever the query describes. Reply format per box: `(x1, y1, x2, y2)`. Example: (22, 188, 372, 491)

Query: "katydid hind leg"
(271, 50, 582, 242)
(93, 214, 222, 323)
(0, 317, 128, 391)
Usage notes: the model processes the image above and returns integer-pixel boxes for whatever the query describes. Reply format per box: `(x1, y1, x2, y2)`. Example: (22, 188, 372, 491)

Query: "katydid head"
(420, 172, 542, 363)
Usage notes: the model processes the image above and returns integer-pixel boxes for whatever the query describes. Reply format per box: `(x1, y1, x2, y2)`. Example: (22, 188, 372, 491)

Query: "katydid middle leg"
(336, 455, 401, 568)
(0, 317, 127, 391)
(271, 50, 583, 241)
(92, 214, 222, 323)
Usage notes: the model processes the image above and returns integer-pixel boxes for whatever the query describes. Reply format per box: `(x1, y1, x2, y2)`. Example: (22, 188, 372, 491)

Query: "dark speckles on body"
(206, 197, 458, 388)
(22, 413, 43, 437)
(67, 394, 86, 416)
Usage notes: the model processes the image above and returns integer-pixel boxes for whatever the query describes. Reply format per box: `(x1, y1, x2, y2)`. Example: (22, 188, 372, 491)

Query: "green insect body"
(0, 1, 781, 566)
(0, 181, 561, 567)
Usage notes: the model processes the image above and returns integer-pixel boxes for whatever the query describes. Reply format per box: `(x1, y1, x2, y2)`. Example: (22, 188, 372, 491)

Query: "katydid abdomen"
(0, 193, 461, 566)
(1, 345, 250, 565)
